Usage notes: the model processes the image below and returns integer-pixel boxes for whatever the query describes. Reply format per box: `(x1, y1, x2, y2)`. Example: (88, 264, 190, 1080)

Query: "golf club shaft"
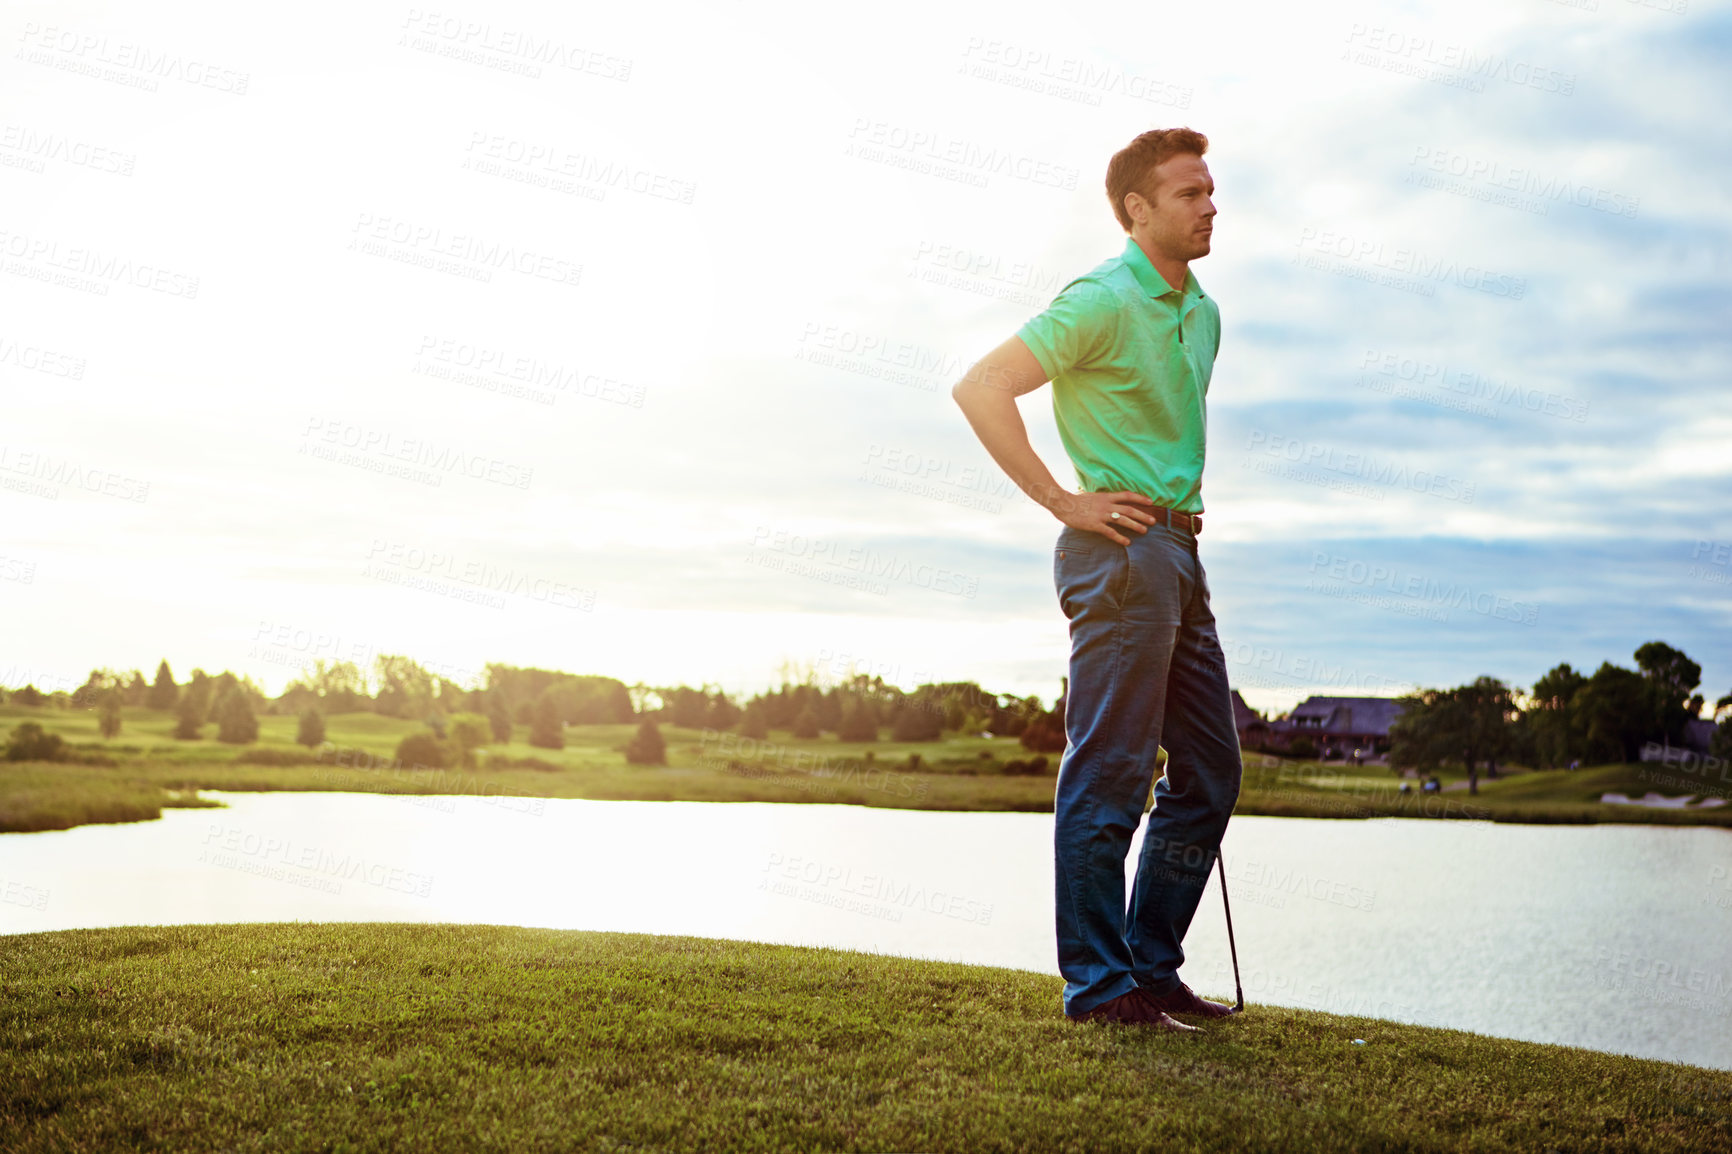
(1216, 849, 1244, 1013)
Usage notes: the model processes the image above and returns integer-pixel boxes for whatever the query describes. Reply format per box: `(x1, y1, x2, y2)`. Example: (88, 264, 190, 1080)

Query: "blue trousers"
(1051, 519, 1242, 1016)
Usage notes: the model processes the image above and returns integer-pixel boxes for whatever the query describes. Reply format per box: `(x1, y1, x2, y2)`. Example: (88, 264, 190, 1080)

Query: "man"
(950, 127, 1241, 1031)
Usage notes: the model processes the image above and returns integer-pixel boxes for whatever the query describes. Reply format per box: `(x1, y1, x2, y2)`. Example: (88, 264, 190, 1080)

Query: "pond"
(1, 792, 1727, 1070)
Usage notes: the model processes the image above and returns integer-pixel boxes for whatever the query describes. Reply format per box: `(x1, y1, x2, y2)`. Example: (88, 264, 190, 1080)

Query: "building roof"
(1684, 718, 1719, 753)
(1229, 689, 1263, 731)
(1279, 696, 1405, 737)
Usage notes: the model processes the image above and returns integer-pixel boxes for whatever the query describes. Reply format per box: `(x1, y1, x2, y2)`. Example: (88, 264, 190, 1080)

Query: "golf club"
(1216, 849, 1245, 1014)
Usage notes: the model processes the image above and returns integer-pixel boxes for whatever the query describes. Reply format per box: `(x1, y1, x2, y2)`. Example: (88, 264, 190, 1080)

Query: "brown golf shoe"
(1065, 987, 1200, 1031)
(1139, 982, 1236, 1020)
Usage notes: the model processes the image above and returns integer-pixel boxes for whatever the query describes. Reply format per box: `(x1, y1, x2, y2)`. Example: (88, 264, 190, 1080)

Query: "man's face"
(1130, 154, 1215, 262)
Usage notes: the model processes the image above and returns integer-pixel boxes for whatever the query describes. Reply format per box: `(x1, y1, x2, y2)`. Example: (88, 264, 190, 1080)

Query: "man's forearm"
(950, 384, 1073, 516)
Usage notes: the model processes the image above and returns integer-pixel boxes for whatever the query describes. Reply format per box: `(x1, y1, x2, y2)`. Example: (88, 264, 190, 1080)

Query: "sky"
(2, 0, 1728, 717)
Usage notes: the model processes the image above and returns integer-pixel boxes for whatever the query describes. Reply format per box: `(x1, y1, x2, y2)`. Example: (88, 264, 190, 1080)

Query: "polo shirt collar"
(1122, 235, 1204, 302)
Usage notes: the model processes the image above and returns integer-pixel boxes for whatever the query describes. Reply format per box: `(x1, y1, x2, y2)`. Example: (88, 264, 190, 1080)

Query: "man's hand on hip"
(1054, 490, 1157, 546)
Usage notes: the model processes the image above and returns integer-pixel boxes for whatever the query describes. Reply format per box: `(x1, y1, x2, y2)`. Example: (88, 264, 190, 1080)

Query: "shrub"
(1289, 736, 1318, 760)
(215, 691, 259, 744)
(891, 703, 942, 742)
(1003, 756, 1051, 775)
(98, 689, 123, 739)
(837, 700, 878, 742)
(4, 722, 67, 762)
(739, 701, 769, 740)
(448, 713, 493, 765)
(296, 708, 326, 749)
(394, 732, 452, 770)
(624, 720, 667, 766)
(791, 707, 821, 740)
(487, 700, 513, 744)
(529, 693, 564, 750)
(1019, 710, 1066, 753)
(173, 698, 203, 740)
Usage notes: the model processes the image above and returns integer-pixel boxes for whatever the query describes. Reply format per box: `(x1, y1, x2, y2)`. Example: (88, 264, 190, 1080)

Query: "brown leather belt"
(1150, 507, 1202, 535)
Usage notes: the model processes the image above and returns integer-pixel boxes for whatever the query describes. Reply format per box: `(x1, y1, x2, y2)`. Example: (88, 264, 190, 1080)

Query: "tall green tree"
(1572, 662, 1652, 764)
(147, 660, 179, 710)
(97, 687, 123, 739)
(624, 719, 667, 766)
(1390, 677, 1522, 794)
(1528, 663, 1587, 768)
(529, 690, 565, 750)
(739, 700, 770, 740)
(173, 694, 204, 740)
(215, 688, 259, 744)
(1633, 641, 1702, 746)
(838, 698, 879, 742)
(296, 707, 326, 749)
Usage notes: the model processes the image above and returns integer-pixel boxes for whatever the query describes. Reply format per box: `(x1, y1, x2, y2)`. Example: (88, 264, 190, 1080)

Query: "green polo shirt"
(1016, 235, 1220, 514)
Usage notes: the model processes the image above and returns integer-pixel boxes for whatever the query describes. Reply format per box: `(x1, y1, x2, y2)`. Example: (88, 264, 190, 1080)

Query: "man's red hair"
(1105, 128, 1209, 233)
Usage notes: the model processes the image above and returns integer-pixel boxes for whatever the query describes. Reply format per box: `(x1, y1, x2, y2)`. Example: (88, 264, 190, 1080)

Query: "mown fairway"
(2, 923, 1728, 1153)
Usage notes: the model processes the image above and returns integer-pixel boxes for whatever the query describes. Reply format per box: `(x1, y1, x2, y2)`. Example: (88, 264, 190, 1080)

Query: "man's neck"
(1131, 233, 1187, 294)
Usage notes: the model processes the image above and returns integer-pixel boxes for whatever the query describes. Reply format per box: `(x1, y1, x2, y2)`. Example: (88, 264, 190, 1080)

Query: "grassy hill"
(3, 703, 1729, 834)
(2, 923, 1727, 1153)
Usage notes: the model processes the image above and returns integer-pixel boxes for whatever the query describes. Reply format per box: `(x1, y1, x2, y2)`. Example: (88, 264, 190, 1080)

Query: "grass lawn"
(4, 704, 1730, 834)
(1, 924, 1727, 1153)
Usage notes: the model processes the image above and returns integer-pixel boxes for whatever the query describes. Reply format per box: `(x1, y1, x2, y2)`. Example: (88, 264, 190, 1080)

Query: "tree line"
(1, 657, 1070, 760)
(1390, 641, 1731, 793)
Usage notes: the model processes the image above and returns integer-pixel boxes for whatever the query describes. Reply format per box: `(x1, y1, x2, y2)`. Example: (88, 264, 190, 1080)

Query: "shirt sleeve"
(1015, 278, 1115, 382)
